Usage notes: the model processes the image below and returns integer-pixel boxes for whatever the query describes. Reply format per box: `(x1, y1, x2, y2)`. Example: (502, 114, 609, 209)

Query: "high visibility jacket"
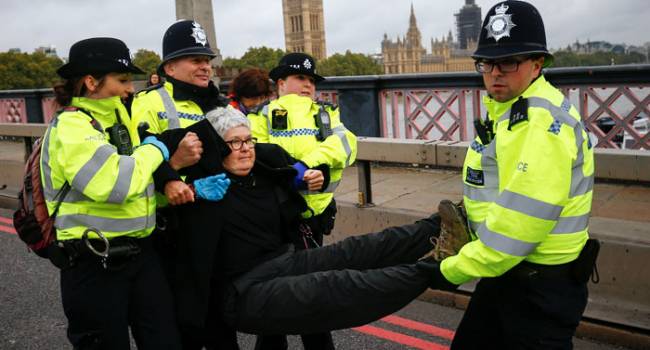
(131, 81, 206, 134)
(248, 94, 357, 216)
(441, 76, 595, 285)
(41, 97, 163, 241)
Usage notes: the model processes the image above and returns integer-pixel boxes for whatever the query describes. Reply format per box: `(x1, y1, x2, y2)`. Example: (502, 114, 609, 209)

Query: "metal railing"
(2, 65, 649, 149)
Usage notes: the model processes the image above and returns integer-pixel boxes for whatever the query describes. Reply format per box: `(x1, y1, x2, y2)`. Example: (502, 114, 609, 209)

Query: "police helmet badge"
(303, 58, 312, 70)
(191, 21, 208, 46)
(485, 3, 516, 42)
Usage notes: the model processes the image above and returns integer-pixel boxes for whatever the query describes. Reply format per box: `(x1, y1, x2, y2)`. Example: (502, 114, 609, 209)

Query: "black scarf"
(166, 76, 228, 112)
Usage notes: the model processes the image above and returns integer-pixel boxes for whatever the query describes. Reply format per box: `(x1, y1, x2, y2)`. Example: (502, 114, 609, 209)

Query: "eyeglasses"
(225, 137, 257, 150)
(475, 57, 529, 73)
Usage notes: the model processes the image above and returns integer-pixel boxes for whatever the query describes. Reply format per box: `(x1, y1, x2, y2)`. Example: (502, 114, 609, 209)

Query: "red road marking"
(353, 325, 449, 350)
(0, 223, 16, 235)
(0, 216, 12, 225)
(381, 315, 455, 340)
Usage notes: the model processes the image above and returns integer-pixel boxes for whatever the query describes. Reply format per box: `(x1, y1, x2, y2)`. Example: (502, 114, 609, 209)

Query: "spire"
(409, 2, 417, 28)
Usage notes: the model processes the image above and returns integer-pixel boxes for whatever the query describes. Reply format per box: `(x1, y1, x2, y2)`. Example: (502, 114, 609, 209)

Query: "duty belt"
(55, 229, 144, 270)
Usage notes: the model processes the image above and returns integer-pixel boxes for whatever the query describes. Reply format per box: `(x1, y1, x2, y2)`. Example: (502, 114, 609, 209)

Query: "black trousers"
(255, 203, 337, 350)
(60, 237, 182, 350)
(224, 217, 440, 335)
(451, 263, 588, 350)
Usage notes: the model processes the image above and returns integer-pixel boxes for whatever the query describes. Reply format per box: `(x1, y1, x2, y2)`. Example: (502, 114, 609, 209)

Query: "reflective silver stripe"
(106, 157, 135, 204)
(71, 144, 115, 193)
(333, 125, 353, 166)
(527, 97, 578, 127)
(62, 188, 93, 203)
(570, 117, 593, 197)
(55, 212, 156, 232)
(478, 225, 539, 257)
(496, 190, 563, 221)
(157, 87, 180, 129)
(141, 183, 155, 198)
(464, 184, 498, 202)
(41, 126, 56, 200)
(261, 105, 272, 131)
(300, 180, 340, 195)
(469, 220, 481, 233)
(62, 182, 154, 203)
(551, 213, 590, 234)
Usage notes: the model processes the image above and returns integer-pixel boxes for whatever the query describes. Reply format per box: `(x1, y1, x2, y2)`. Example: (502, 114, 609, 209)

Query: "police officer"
(131, 20, 234, 349)
(247, 53, 357, 349)
(437, 2, 597, 348)
(47, 37, 184, 349)
(132, 19, 229, 205)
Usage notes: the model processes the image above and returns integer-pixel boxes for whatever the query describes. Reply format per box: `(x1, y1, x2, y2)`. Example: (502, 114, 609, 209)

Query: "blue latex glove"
(194, 173, 231, 201)
(141, 136, 170, 161)
(291, 162, 308, 190)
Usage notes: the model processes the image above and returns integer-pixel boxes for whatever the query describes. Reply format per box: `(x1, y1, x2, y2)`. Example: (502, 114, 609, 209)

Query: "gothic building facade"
(381, 2, 481, 74)
(282, 0, 327, 60)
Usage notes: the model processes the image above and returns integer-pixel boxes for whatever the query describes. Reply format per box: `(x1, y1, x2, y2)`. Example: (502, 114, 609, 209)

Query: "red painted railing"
(379, 84, 649, 150)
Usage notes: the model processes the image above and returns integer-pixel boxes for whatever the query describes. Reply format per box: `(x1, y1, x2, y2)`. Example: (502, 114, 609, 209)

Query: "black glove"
(417, 257, 459, 291)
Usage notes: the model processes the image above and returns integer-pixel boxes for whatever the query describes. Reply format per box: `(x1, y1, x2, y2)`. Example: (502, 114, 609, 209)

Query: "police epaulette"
(136, 82, 164, 96)
(317, 100, 338, 110)
(251, 100, 271, 115)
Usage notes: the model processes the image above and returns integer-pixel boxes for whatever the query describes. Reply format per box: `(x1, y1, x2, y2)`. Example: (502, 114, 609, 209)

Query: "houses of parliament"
(381, 1, 482, 74)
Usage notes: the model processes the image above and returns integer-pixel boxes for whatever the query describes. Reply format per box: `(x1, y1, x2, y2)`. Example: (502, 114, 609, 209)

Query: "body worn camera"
(272, 109, 288, 130)
(107, 124, 133, 155)
(314, 106, 333, 141)
(106, 108, 133, 155)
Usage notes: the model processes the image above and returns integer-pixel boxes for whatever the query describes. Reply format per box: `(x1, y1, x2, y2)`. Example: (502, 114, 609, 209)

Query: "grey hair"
(206, 107, 251, 138)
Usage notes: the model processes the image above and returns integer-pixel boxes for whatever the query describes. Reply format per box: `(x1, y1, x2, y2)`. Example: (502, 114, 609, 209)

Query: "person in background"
(44, 37, 201, 350)
(228, 68, 274, 115)
(146, 72, 162, 87)
(439, 2, 598, 349)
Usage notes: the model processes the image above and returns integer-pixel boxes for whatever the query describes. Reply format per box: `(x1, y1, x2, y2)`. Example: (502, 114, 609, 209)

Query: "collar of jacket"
(483, 75, 548, 121)
(166, 77, 225, 112)
(275, 93, 316, 117)
(70, 96, 128, 127)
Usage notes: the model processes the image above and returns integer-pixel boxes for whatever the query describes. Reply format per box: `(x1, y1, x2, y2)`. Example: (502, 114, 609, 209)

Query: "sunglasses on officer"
(225, 137, 257, 150)
(475, 55, 535, 74)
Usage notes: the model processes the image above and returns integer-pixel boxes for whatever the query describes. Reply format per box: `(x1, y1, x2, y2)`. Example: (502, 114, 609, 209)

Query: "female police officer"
(44, 37, 190, 349)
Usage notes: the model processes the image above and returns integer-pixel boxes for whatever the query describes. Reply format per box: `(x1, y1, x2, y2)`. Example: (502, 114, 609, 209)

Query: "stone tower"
(282, 0, 327, 60)
(175, 0, 223, 66)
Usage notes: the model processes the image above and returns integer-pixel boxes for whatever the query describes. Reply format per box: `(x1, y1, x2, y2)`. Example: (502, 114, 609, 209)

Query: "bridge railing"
(2, 65, 649, 149)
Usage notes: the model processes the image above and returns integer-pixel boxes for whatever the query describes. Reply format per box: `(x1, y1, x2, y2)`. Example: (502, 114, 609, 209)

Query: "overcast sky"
(1, 0, 648, 59)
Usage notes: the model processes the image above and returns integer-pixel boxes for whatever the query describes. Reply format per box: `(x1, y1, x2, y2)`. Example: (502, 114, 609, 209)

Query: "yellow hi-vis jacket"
(248, 94, 357, 217)
(441, 76, 595, 285)
(131, 81, 206, 134)
(41, 97, 163, 241)
(131, 81, 211, 207)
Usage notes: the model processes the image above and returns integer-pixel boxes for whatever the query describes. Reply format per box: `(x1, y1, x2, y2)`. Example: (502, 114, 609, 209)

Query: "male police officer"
(438, 1, 597, 349)
(247, 53, 357, 350)
(132, 20, 229, 203)
(131, 20, 235, 350)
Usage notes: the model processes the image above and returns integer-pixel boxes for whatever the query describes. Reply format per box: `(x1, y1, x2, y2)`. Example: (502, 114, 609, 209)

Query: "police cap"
(269, 53, 325, 82)
(57, 37, 144, 79)
(473, 1, 554, 67)
(159, 20, 216, 71)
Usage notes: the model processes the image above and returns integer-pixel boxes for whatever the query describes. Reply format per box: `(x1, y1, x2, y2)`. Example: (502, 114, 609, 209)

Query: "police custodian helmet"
(269, 52, 325, 82)
(473, 1, 554, 67)
(57, 37, 144, 79)
(158, 20, 216, 71)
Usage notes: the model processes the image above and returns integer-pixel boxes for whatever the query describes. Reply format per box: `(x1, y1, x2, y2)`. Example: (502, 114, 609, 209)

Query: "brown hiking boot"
(427, 200, 470, 261)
